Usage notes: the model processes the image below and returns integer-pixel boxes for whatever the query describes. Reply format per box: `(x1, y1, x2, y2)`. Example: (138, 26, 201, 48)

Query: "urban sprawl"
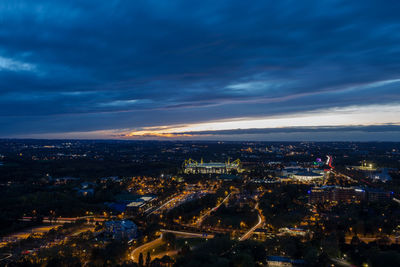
(0, 140, 400, 266)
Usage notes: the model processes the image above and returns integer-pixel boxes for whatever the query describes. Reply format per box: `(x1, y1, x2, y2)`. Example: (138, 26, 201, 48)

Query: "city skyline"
(1, 1, 400, 140)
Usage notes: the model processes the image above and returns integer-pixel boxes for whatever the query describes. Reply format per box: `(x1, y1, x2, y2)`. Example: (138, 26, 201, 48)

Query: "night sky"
(1, 0, 400, 140)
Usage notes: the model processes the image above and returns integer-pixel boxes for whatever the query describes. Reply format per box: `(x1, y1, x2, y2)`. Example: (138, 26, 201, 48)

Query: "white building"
(292, 171, 324, 183)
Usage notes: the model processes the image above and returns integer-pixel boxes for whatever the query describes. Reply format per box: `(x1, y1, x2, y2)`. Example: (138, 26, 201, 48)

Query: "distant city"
(0, 140, 399, 266)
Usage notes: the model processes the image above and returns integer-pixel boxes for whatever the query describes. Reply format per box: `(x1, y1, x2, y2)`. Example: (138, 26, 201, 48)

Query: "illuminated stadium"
(183, 158, 241, 174)
(292, 171, 324, 183)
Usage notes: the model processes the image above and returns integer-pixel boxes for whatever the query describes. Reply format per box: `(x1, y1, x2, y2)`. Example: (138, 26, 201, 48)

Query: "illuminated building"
(292, 171, 324, 183)
(309, 186, 365, 204)
(126, 196, 156, 213)
(266, 256, 305, 267)
(278, 227, 309, 237)
(104, 220, 138, 240)
(309, 186, 392, 204)
(183, 158, 241, 174)
(280, 166, 325, 184)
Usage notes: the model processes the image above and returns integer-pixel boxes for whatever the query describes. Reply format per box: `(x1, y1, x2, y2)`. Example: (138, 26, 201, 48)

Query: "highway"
(1, 223, 95, 263)
(1, 224, 61, 247)
(161, 229, 214, 238)
(146, 196, 178, 215)
(147, 192, 198, 215)
(20, 216, 106, 224)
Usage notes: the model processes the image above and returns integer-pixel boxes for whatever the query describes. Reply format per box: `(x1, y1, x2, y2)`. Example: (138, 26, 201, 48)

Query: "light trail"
(131, 229, 214, 262)
(160, 229, 214, 238)
(131, 234, 163, 261)
(196, 193, 231, 227)
(239, 201, 265, 241)
(147, 196, 178, 215)
(239, 214, 263, 241)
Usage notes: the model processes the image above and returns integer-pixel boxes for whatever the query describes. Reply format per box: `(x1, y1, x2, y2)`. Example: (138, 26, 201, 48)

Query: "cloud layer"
(1, 0, 400, 140)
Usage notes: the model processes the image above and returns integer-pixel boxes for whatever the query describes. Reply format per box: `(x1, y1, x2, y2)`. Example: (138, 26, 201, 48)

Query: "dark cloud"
(0, 0, 400, 138)
(163, 125, 400, 136)
(118, 125, 400, 142)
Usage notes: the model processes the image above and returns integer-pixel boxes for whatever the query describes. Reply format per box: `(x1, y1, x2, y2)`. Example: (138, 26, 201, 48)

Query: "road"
(131, 235, 164, 261)
(1, 224, 95, 263)
(0, 253, 12, 263)
(147, 193, 197, 215)
(160, 229, 214, 238)
(330, 257, 355, 267)
(331, 170, 358, 183)
(20, 216, 107, 224)
(2, 216, 100, 248)
(239, 202, 264, 241)
(196, 193, 231, 227)
(147, 196, 178, 215)
(239, 214, 263, 241)
(131, 229, 214, 262)
(71, 226, 95, 237)
(0, 224, 61, 247)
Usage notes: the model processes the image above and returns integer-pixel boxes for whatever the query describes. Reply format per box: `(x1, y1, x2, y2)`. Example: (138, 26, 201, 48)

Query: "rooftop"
(295, 171, 323, 177)
(186, 162, 234, 168)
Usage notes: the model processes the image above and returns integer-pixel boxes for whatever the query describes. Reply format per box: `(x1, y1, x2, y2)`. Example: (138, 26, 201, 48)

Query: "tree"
(322, 233, 340, 258)
(103, 240, 129, 265)
(304, 247, 319, 266)
(350, 235, 361, 246)
(91, 247, 105, 266)
(138, 253, 144, 267)
(180, 244, 191, 256)
(146, 252, 151, 267)
(232, 252, 254, 267)
(121, 261, 139, 267)
(162, 232, 176, 249)
(370, 251, 400, 267)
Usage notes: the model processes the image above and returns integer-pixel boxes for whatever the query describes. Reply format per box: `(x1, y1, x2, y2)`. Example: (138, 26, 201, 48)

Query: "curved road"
(0, 253, 12, 263)
(239, 214, 263, 241)
(131, 229, 215, 262)
(131, 234, 163, 261)
(239, 202, 264, 241)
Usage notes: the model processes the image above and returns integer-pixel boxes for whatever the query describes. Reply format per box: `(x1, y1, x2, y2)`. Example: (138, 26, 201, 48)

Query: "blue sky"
(1, 0, 400, 140)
